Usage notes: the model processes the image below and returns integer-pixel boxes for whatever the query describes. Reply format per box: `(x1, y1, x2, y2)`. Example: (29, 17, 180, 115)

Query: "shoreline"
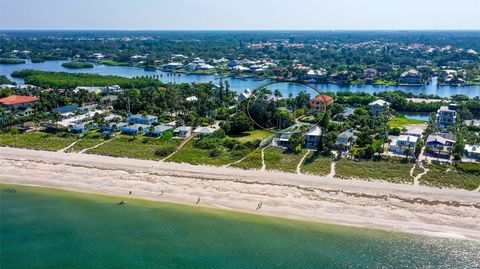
(1, 147, 479, 241)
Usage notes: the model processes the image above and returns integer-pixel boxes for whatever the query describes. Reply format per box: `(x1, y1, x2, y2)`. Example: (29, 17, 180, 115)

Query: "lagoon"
(1, 60, 480, 98)
(1, 184, 479, 269)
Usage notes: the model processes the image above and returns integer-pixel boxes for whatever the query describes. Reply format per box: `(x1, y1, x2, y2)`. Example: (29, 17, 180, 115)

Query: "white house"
(464, 144, 480, 162)
(389, 135, 418, 156)
(399, 69, 422, 84)
(305, 125, 321, 149)
(174, 126, 193, 138)
(368, 100, 390, 117)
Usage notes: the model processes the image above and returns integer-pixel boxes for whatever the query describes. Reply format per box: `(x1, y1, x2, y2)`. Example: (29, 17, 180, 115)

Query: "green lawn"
(228, 129, 271, 143)
(0, 132, 77, 151)
(300, 151, 332, 176)
(166, 140, 252, 166)
(230, 148, 263, 170)
(264, 147, 306, 173)
(387, 117, 425, 129)
(420, 164, 480, 190)
(86, 135, 179, 160)
(65, 132, 106, 153)
(335, 157, 414, 183)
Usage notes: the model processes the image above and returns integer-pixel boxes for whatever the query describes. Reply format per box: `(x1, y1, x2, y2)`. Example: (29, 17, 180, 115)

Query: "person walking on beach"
(196, 197, 200, 204)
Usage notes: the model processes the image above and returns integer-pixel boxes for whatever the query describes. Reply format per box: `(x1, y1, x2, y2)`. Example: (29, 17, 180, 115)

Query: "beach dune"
(1, 147, 479, 240)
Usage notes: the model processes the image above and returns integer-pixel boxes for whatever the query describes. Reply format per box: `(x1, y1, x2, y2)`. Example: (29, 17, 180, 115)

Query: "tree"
(225, 113, 253, 134)
(287, 133, 305, 154)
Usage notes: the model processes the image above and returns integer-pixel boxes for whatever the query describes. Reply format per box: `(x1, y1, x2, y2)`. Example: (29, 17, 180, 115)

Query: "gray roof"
(154, 125, 173, 132)
(174, 126, 192, 132)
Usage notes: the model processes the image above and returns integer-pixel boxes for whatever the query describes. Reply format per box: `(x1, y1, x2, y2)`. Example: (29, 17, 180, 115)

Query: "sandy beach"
(1, 146, 479, 240)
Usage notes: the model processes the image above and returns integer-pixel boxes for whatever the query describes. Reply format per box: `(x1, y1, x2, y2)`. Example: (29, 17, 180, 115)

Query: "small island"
(0, 58, 26, 65)
(61, 61, 94, 69)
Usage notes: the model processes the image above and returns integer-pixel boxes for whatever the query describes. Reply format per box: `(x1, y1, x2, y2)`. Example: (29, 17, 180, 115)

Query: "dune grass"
(0, 132, 77, 151)
(300, 151, 332, 176)
(228, 129, 271, 143)
(230, 148, 263, 170)
(335, 157, 414, 183)
(65, 132, 106, 153)
(420, 164, 480, 190)
(86, 135, 179, 160)
(264, 147, 306, 173)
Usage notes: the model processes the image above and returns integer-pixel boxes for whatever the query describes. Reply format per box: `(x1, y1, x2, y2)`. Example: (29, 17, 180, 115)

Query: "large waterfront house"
(464, 144, 480, 162)
(336, 129, 358, 150)
(399, 69, 422, 84)
(0, 95, 39, 110)
(305, 125, 321, 149)
(389, 135, 418, 156)
(237, 88, 253, 101)
(127, 114, 158, 125)
(310, 94, 334, 113)
(121, 124, 150, 135)
(305, 69, 327, 80)
(144, 125, 174, 137)
(435, 104, 457, 129)
(368, 99, 390, 117)
(425, 133, 456, 158)
(174, 126, 193, 138)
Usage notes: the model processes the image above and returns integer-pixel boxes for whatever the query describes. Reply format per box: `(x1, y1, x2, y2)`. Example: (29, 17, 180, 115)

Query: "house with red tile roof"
(310, 94, 333, 113)
(0, 95, 39, 109)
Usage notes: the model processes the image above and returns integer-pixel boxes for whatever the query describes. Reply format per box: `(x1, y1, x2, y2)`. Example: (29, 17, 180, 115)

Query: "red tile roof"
(0, 95, 39, 105)
(311, 94, 333, 103)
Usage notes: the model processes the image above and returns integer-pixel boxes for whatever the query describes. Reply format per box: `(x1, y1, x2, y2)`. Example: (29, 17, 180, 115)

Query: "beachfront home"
(336, 129, 358, 150)
(464, 144, 480, 162)
(0, 95, 39, 110)
(121, 124, 150, 135)
(101, 122, 128, 132)
(70, 122, 96, 133)
(310, 95, 334, 113)
(127, 114, 158, 125)
(145, 125, 174, 137)
(426, 133, 456, 158)
(193, 126, 219, 136)
(389, 135, 418, 156)
(369, 99, 390, 117)
(305, 125, 321, 149)
(274, 133, 292, 148)
(399, 69, 422, 84)
(174, 126, 193, 138)
(436, 104, 457, 129)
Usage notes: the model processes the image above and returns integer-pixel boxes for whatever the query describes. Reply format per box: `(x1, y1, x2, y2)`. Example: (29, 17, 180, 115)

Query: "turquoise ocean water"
(1, 185, 479, 269)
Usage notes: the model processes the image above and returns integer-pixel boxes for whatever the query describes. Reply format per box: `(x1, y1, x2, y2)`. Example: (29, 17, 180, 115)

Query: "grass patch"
(65, 132, 105, 153)
(411, 164, 424, 178)
(0, 58, 26, 64)
(420, 164, 480, 190)
(230, 148, 263, 170)
(166, 139, 253, 166)
(387, 116, 425, 128)
(86, 135, 179, 160)
(301, 151, 331, 176)
(0, 132, 77, 151)
(335, 157, 414, 183)
(264, 147, 306, 173)
(61, 61, 94, 69)
(228, 129, 271, 143)
(99, 60, 134, 66)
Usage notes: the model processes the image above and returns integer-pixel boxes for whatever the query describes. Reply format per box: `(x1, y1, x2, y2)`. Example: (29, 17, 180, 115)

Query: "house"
(186, 96, 198, 102)
(310, 95, 334, 113)
(329, 71, 350, 84)
(74, 86, 103, 94)
(164, 62, 183, 70)
(389, 135, 418, 156)
(399, 69, 422, 84)
(426, 134, 456, 158)
(101, 122, 128, 132)
(274, 133, 292, 148)
(102, 85, 123, 94)
(121, 124, 150, 135)
(369, 99, 390, 117)
(305, 125, 321, 148)
(464, 144, 480, 162)
(193, 126, 218, 136)
(237, 88, 252, 101)
(127, 114, 158, 125)
(305, 69, 327, 80)
(53, 105, 78, 114)
(16, 107, 35, 117)
(174, 126, 193, 138)
(0, 95, 39, 109)
(336, 129, 358, 150)
(145, 125, 174, 137)
(363, 68, 378, 78)
(99, 95, 119, 105)
(436, 104, 457, 129)
(70, 122, 96, 133)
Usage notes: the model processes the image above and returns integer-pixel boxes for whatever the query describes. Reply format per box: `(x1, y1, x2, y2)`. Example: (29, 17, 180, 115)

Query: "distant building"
(310, 95, 334, 113)
(436, 104, 457, 129)
(237, 89, 252, 101)
(274, 133, 292, 148)
(193, 126, 219, 136)
(127, 114, 158, 125)
(121, 124, 150, 135)
(368, 99, 390, 117)
(74, 86, 103, 94)
(305, 69, 327, 80)
(145, 125, 174, 137)
(164, 62, 183, 70)
(173, 126, 193, 138)
(99, 95, 119, 105)
(399, 69, 422, 84)
(464, 144, 480, 162)
(363, 68, 378, 78)
(305, 125, 321, 148)
(70, 122, 96, 133)
(0, 95, 39, 110)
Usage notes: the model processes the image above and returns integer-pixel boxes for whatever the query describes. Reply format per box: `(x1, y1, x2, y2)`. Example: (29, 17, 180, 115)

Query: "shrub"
(155, 145, 177, 157)
(209, 148, 223, 157)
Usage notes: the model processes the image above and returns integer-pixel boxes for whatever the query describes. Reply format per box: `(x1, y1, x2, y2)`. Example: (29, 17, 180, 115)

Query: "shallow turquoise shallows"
(1, 185, 479, 269)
